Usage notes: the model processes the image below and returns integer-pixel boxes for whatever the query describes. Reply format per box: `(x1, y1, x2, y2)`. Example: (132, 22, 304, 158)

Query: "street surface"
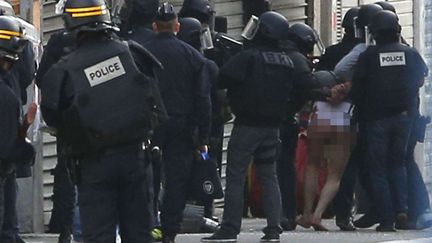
(22, 218, 432, 243)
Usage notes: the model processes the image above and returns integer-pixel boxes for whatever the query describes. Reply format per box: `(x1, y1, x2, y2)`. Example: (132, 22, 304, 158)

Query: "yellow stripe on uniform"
(0, 30, 21, 37)
(0, 34, 11, 40)
(65, 5, 106, 13)
(72, 10, 107, 18)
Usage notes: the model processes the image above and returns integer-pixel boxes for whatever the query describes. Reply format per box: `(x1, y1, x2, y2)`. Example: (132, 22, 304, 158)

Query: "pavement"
(22, 218, 432, 243)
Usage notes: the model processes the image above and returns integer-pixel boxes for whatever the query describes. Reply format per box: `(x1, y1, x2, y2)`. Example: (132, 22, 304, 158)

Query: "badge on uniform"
(379, 52, 406, 67)
(84, 56, 126, 87)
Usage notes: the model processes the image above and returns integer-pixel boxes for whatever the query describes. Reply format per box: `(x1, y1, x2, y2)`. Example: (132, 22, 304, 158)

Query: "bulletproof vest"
(362, 44, 419, 117)
(61, 39, 155, 154)
(229, 49, 294, 122)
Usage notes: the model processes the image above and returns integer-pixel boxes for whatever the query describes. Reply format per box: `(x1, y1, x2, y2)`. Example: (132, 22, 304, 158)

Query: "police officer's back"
(351, 10, 426, 232)
(39, 0, 165, 242)
(202, 11, 319, 243)
(143, 4, 211, 243)
(351, 11, 425, 121)
(144, 4, 211, 146)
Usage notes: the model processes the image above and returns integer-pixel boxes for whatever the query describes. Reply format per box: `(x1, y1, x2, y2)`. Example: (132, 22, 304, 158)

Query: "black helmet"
(63, 0, 113, 31)
(178, 0, 213, 24)
(342, 7, 360, 29)
(178, 17, 202, 48)
(128, 0, 160, 25)
(156, 2, 177, 22)
(0, 16, 24, 61)
(356, 4, 383, 29)
(290, 23, 319, 51)
(374, 1, 396, 13)
(242, 11, 289, 41)
(369, 10, 401, 35)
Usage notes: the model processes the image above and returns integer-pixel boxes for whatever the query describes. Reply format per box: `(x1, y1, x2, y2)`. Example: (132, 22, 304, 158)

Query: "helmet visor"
(313, 29, 325, 55)
(200, 26, 214, 50)
(241, 15, 259, 40)
(353, 16, 362, 39)
(364, 26, 375, 46)
(55, 0, 67, 15)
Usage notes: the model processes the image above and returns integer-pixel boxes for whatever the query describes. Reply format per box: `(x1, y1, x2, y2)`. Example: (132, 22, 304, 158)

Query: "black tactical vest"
(61, 39, 155, 154)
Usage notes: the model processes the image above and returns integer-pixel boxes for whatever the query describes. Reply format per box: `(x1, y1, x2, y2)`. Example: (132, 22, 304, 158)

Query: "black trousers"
(48, 140, 75, 234)
(1, 173, 20, 243)
(334, 123, 374, 220)
(78, 144, 153, 243)
(159, 118, 195, 237)
(276, 122, 299, 222)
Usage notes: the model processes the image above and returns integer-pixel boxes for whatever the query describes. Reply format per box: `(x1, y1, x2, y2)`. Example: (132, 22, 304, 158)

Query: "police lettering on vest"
(379, 52, 406, 67)
(262, 52, 294, 67)
(84, 56, 126, 87)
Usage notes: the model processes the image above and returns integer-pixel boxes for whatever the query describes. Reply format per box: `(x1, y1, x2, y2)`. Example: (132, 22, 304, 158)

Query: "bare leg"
(297, 130, 325, 228)
(311, 131, 352, 230)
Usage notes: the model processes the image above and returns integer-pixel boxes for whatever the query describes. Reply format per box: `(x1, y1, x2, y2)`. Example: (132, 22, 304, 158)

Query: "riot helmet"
(178, 0, 214, 25)
(288, 23, 324, 55)
(178, 17, 213, 50)
(0, 15, 25, 62)
(369, 10, 401, 43)
(374, 1, 396, 13)
(63, 0, 115, 32)
(354, 4, 383, 44)
(0, 1, 14, 16)
(341, 7, 360, 30)
(242, 11, 290, 41)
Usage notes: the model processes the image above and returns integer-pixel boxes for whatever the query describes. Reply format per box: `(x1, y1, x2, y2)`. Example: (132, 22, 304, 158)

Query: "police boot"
(336, 217, 356, 231)
(58, 231, 72, 243)
(353, 213, 379, 228)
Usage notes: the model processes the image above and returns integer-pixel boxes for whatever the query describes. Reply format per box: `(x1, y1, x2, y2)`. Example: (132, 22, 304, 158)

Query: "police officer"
(316, 7, 359, 71)
(350, 10, 426, 232)
(143, 3, 211, 243)
(118, 0, 159, 42)
(330, 4, 383, 230)
(202, 11, 320, 243)
(0, 3, 37, 242)
(177, 17, 221, 225)
(35, 2, 77, 242)
(0, 15, 35, 236)
(275, 22, 321, 231)
(39, 0, 166, 242)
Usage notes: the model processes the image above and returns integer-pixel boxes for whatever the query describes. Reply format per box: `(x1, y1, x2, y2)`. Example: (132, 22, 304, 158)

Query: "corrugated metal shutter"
(422, 0, 432, 186)
(42, 134, 56, 227)
(272, 0, 308, 23)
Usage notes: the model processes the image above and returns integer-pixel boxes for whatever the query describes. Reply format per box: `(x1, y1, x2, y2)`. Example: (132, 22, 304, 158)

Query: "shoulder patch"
(262, 52, 294, 68)
(84, 56, 126, 87)
(379, 52, 406, 67)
